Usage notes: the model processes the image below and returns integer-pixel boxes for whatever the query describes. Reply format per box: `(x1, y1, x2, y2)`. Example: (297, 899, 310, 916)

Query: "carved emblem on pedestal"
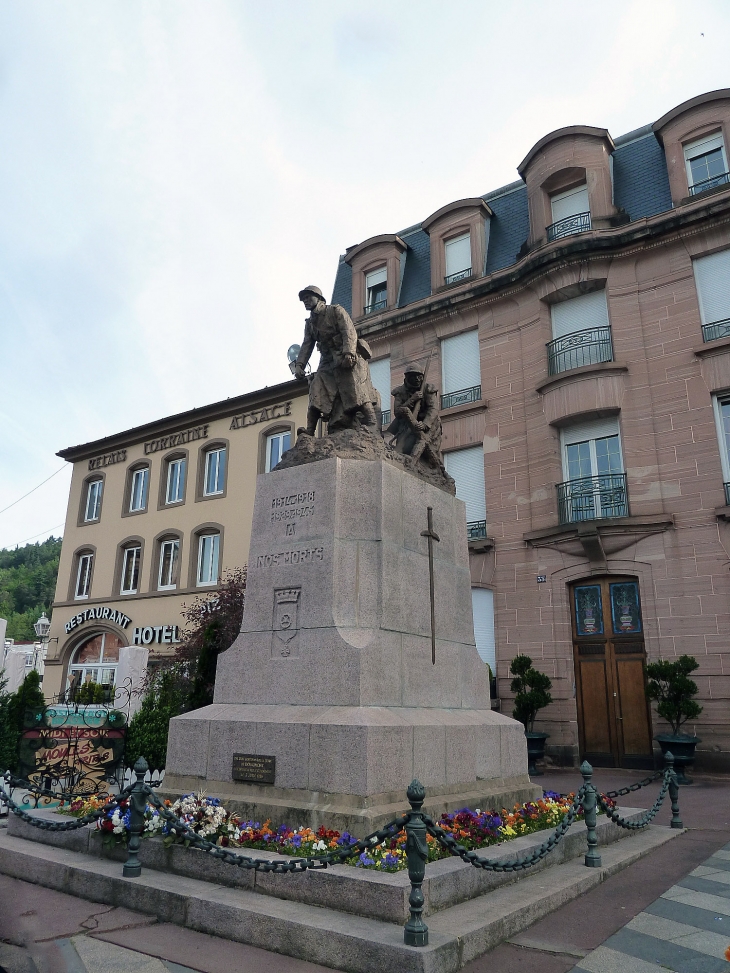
(273, 587, 301, 657)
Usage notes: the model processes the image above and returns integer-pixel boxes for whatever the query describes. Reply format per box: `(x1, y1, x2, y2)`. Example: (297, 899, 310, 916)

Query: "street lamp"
(287, 344, 301, 376)
(33, 612, 51, 642)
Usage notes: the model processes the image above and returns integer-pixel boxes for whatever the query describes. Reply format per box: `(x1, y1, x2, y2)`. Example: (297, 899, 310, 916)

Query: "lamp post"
(32, 612, 51, 675)
(287, 344, 301, 376)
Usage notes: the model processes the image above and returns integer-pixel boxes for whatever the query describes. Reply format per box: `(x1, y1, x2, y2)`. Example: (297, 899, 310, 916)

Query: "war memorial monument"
(164, 286, 539, 829)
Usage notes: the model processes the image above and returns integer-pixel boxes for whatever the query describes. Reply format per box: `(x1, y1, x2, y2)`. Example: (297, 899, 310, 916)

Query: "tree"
(2, 669, 46, 774)
(0, 669, 16, 774)
(509, 655, 553, 732)
(123, 672, 185, 770)
(0, 537, 62, 640)
(646, 655, 703, 736)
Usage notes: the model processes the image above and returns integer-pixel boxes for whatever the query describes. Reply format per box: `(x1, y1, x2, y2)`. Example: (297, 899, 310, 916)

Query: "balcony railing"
(381, 409, 391, 427)
(547, 326, 613, 376)
(365, 298, 387, 315)
(702, 318, 730, 343)
(725, 482, 730, 506)
(546, 211, 591, 242)
(467, 520, 487, 540)
(441, 385, 481, 410)
(445, 267, 472, 285)
(557, 473, 628, 524)
(689, 171, 730, 196)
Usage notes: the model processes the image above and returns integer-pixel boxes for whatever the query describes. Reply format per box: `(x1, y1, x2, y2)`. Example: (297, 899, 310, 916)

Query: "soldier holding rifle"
(386, 360, 444, 468)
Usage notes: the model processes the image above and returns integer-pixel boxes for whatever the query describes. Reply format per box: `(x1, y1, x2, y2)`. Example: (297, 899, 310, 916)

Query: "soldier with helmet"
(295, 286, 379, 436)
(386, 361, 444, 469)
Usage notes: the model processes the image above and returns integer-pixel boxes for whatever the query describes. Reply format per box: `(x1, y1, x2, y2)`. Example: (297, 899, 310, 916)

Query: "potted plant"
(646, 655, 702, 784)
(510, 655, 553, 776)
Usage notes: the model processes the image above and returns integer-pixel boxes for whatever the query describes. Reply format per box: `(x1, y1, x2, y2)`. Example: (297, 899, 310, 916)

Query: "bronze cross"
(421, 506, 440, 665)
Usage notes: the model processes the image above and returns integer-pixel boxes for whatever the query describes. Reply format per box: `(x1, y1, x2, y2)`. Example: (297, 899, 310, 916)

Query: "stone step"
(7, 805, 649, 921)
(0, 824, 683, 973)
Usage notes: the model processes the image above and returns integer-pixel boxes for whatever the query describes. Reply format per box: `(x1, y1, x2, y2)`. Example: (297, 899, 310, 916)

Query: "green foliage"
(73, 681, 107, 704)
(0, 536, 62, 640)
(186, 619, 222, 711)
(124, 673, 185, 770)
(509, 654, 553, 732)
(0, 669, 17, 773)
(645, 655, 703, 735)
(1, 669, 46, 773)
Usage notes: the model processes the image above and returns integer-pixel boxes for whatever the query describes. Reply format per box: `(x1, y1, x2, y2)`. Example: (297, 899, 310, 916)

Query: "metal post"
(665, 751, 683, 830)
(404, 779, 429, 947)
(581, 760, 601, 868)
(123, 756, 148, 878)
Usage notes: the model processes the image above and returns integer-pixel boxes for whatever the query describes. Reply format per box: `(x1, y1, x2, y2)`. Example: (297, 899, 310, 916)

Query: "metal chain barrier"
(1, 772, 134, 832)
(601, 770, 664, 800)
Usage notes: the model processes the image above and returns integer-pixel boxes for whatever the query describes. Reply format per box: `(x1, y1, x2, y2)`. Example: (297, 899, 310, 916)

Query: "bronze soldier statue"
(294, 286, 379, 436)
(387, 361, 444, 468)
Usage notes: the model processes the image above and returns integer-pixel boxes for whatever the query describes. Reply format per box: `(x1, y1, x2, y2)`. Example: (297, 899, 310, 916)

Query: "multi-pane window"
(266, 431, 291, 473)
(558, 418, 626, 522)
(444, 232, 471, 284)
(84, 479, 103, 522)
(693, 249, 730, 342)
(365, 267, 387, 313)
(684, 133, 729, 196)
(712, 395, 730, 505)
(444, 446, 487, 538)
(368, 357, 392, 424)
(75, 553, 93, 599)
(441, 331, 481, 409)
(166, 457, 186, 504)
(549, 290, 613, 374)
(204, 448, 226, 496)
(197, 533, 220, 586)
(548, 184, 591, 240)
(471, 587, 496, 674)
(158, 538, 180, 590)
(68, 632, 122, 699)
(129, 467, 149, 512)
(120, 546, 141, 595)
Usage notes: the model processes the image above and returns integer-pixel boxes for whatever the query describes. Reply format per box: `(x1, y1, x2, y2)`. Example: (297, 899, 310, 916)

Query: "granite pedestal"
(165, 456, 539, 829)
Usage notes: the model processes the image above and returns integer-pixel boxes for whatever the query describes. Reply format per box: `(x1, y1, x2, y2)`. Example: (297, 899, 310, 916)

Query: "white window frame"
(75, 553, 93, 600)
(712, 394, 730, 484)
(265, 431, 291, 473)
(683, 132, 728, 191)
(368, 357, 392, 419)
(203, 448, 226, 496)
(166, 457, 186, 504)
(471, 587, 496, 674)
(444, 232, 472, 283)
(129, 467, 149, 512)
(550, 183, 590, 224)
(197, 533, 220, 586)
(84, 479, 103, 522)
(68, 632, 118, 695)
(365, 266, 387, 313)
(693, 249, 730, 333)
(441, 330, 481, 397)
(157, 538, 180, 590)
(120, 546, 141, 595)
(444, 446, 487, 527)
(560, 418, 624, 481)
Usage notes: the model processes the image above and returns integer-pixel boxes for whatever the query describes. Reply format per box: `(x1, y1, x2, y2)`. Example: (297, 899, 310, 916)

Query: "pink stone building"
(331, 89, 730, 771)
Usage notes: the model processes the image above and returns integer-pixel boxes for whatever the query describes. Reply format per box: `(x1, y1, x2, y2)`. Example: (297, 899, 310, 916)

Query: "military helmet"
(404, 361, 425, 375)
(298, 285, 325, 302)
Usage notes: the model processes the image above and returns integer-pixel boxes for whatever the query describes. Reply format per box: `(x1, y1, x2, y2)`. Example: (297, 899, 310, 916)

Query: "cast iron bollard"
(123, 756, 149, 878)
(404, 779, 429, 947)
(581, 760, 601, 868)
(665, 751, 683, 829)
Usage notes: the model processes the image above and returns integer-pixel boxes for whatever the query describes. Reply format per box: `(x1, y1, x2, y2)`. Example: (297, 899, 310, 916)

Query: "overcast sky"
(0, 0, 728, 551)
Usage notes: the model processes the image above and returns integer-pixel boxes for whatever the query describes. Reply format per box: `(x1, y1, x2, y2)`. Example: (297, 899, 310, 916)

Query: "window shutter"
(471, 587, 496, 672)
(694, 250, 730, 325)
(550, 290, 609, 340)
(444, 446, 486, 523)
(445, 233, 471, 277)
(684, 132, 725, 161)
(441, 331, 480, 394)
(561, 416, 620, 447)
(551, 184, 590, 223)
(365, 267, 387, 288)
(369, 358, 391, 413)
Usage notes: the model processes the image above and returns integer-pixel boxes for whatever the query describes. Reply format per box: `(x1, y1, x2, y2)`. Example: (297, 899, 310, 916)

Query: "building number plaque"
(232, 753, 276, 784)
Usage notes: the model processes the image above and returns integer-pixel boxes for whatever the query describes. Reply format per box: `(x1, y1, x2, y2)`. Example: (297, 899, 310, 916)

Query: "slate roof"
(330, 128, 674, 316)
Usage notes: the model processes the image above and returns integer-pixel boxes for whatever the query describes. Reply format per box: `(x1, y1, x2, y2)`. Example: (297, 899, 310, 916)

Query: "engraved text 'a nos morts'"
(232, 754, 276, 784)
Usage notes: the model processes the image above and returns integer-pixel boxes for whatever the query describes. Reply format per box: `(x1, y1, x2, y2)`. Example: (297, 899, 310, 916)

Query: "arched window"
(84, 478, 103, 522)
(67, 632, 123, 698)
(197, 531, 221, 586)
(124, 463, 150, 515)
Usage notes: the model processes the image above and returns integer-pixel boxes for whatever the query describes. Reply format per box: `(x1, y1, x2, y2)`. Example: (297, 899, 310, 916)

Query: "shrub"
(509, 655, 553, 732)
(124, 672, 184, 770)
(645, 655, 703, 736)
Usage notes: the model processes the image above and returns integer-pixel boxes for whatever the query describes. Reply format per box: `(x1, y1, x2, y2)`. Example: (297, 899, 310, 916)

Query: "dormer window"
(547, 184, 591, 241)
(684, 133, 729, 196)
(444, 233, 472, 284)
(365, 267, 387, 314)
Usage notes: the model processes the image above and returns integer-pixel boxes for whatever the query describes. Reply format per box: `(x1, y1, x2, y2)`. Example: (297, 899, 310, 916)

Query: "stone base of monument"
(1, 807, 682, 973)
(165, 455, 539, 829)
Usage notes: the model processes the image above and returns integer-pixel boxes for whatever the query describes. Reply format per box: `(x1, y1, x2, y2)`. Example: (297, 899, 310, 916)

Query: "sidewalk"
(1, 767, 728, 973)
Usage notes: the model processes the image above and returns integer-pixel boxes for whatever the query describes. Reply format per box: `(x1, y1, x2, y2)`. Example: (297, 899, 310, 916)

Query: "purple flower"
(291, 834, 302, 848)
(384, 853, 399, 867)
(358, 852, 375, 866)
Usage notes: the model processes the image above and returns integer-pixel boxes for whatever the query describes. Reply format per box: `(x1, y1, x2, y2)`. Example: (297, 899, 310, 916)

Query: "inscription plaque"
(232, 753, 276, 784)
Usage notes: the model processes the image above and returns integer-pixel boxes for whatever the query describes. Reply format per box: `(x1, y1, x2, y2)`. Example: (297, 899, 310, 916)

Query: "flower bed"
(58, 790, 592, 872)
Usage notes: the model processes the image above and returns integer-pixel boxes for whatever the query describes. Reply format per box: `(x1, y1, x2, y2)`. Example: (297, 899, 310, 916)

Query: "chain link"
(0, 774, 134, 832)
(601, 770, 664, 800)
(597, 770, 671, 830)
(423, 787, 586, 872)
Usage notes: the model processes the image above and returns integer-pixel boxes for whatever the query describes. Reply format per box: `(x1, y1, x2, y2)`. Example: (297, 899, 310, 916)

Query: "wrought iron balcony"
(557, 473, 628, 524)
(547, 326, 613, 376)
(702, 318, 730, 343)
(467, 520, 487, 540)
(546, 211, 591, 242)
(381, 409, 391, 427)
(365, 298, 387, 315)
(441, 385, 481, 411)
(725, 482, 730, 506)
(444, 267, 472, 285)
(689, 171, 730, 196)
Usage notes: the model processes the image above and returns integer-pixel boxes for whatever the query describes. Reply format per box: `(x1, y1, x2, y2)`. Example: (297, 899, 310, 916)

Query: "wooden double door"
(571, 577, 653, 769)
